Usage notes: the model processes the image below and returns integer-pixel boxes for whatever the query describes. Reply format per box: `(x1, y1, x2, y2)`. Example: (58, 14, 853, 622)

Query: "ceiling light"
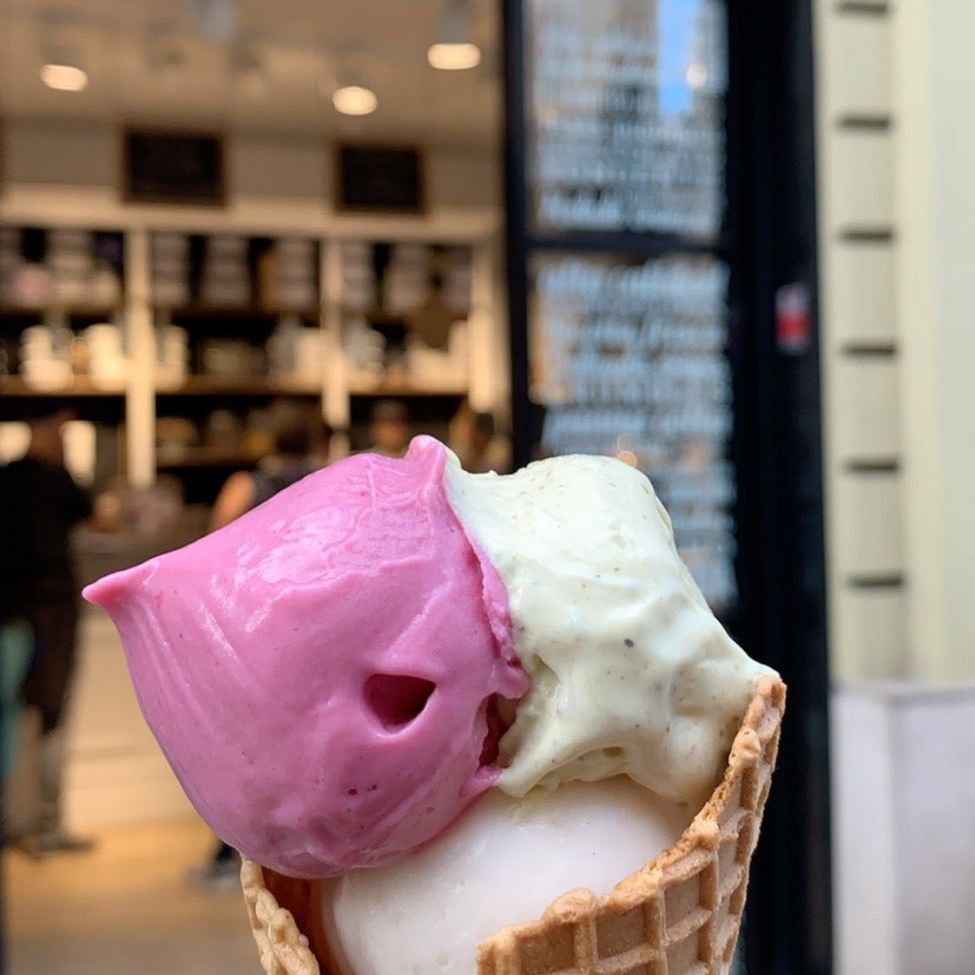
(322, 58, 376, 116)
(40, 62, 88, 92)
(332, 84, 377, 116)
(429, 0, 480, 71)
(427, 41, 481, 71)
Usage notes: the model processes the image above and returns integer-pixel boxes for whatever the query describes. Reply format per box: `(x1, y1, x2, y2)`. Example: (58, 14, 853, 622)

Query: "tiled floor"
(6, 818, 262, 975)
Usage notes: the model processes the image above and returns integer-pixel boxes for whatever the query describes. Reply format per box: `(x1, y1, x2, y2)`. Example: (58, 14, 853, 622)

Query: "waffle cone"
(241, 674, 785, 975)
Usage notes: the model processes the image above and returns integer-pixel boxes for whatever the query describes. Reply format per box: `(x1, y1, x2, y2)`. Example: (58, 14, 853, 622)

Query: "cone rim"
(241, 673, 786, 975)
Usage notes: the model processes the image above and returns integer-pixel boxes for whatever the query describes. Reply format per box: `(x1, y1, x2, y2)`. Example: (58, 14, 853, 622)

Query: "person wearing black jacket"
(0, 403, 94, 855)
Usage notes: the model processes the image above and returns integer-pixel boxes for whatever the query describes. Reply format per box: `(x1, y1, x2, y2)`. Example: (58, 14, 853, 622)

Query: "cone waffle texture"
(241, 674, 786, 975)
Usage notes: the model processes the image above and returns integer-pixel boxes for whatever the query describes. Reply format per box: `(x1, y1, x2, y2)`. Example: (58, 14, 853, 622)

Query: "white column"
(322, 238, 350, 457)
(467, 236, 506, 415)
(813, 0, 903, 682)
(124, 228, 155, 489)
(892, 0, 975, 681)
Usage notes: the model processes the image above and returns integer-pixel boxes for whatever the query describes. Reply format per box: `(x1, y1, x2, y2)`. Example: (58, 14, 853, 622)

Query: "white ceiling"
(0, 0, 501, 149)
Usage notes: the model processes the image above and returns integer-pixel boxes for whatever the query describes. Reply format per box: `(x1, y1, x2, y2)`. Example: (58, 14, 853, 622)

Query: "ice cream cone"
(241, 674, 786, 975)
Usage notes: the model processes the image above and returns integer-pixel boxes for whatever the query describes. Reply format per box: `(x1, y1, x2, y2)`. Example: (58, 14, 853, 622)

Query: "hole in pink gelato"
(478, 694, 514, 768)
(364, 674, 436, 731)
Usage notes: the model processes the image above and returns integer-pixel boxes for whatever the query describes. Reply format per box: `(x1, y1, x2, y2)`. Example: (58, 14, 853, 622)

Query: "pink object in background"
(84, 437, 527, 878)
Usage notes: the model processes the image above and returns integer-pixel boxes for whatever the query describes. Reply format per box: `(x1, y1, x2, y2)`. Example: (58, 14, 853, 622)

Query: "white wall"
(891, 0, 975, 683)
(832, 685, 975, 975)
(814, 0, 975, 683)
(2, 117, 502, 218)
(814, 1, 903, 682)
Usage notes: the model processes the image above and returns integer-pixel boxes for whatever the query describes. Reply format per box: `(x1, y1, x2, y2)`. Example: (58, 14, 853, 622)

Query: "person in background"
(368, 400, 411, 458)
(188, 400, 329, 891)
(1, 567, 33, 845)
(210, 402, 330, 531)
(0, 403, 93, 856)
(466, 411, 512, 474)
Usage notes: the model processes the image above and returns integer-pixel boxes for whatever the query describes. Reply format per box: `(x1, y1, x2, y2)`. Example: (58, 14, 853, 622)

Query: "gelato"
(85, 435, 783, 975)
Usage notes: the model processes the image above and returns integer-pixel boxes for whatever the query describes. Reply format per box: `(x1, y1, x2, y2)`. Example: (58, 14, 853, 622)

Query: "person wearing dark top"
(208, 408, 329, 532)
(188, 400, 329, 891)
(368, 399, 411, 458)
(0, 404, 93, 855)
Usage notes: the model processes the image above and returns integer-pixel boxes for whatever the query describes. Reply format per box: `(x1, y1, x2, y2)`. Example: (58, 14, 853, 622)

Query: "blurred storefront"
(2, 1, 973, 975)
(1, 3, 509, 973)
(503, 3, 829, 973)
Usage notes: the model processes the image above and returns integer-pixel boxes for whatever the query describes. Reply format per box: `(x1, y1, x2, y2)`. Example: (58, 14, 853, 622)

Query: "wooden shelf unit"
(0, 376, 126, 397)
(160, 305, 321, 320)
(155, 376, 322, 397)
(1, 221, 500, 499)
(0, 304, 122, 319)
(347, 379, 469, 397)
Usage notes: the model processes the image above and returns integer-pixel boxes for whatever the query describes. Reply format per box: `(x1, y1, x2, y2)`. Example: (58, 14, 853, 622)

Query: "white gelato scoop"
(445, 452, 775, 806)
(319, 778, 691, 975)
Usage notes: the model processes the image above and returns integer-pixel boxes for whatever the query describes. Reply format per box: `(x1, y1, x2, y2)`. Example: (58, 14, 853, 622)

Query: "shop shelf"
(155, 376, 321, 397)
(155, 446, 266, 469)
(0, 304, 122, 319)
(347, 377, 468, 397)
(158, 305, 320, 320)
(0, 376, 126, 396)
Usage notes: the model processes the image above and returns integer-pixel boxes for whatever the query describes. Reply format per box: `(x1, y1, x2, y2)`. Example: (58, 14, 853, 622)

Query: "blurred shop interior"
(2, 1, 975, 975)
(0, 1, 505, 973)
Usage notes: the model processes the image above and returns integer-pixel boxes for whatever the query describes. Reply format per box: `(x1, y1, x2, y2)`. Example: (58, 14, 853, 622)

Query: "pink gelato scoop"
(84, 437, 528, 878)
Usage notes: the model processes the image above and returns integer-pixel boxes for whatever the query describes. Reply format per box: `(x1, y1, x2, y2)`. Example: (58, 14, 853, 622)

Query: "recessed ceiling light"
(427, 41, 481, 71)
(429, 1, 480, 71)
(40, 62, 88, 92)
(332, 84, 377, 116)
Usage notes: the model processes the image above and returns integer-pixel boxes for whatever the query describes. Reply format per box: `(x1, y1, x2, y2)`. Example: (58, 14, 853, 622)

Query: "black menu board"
(336, 146, 424, 213)
(505, 3, 833, 972)
(122, 128, 226, 206)
(514, 0, 736, 612)
(527, 0, 726, 238)
(531, 251, 737, 608)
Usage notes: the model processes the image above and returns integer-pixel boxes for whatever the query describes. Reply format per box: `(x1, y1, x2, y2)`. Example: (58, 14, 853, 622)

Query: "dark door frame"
(502, 2, 832, 972)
